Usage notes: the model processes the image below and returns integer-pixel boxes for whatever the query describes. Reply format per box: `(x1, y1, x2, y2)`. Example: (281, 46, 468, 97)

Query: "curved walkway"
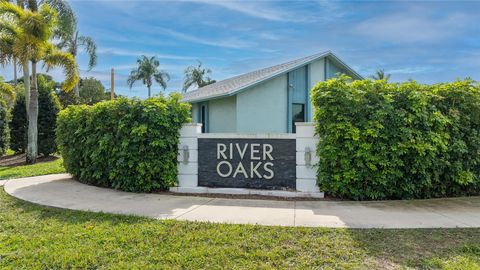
(3, 174, 480, 228)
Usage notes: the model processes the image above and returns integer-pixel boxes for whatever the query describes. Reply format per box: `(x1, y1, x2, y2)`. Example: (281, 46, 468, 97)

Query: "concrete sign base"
(172, 122, 324, 198)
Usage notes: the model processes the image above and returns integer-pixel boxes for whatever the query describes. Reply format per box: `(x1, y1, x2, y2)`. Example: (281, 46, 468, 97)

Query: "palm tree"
(0, 1, 79, 163)
(55, 9, 96, 97)
(370, 69, 391, 81)
(127, 55, 170, 98)
(6, 0, 73, 87)
(182, 61, 215, 92)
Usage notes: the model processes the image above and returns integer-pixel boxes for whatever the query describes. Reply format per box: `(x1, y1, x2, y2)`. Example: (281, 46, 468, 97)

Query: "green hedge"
(311, 76, 480, 200)
(56, 94, 190, 192)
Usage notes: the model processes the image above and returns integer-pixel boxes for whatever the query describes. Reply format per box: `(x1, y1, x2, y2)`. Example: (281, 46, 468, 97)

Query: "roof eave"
(182, 51, 363, 103)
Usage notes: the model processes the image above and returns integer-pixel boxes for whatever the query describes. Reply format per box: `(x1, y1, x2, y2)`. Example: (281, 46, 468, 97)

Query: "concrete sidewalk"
(4, 174, 480, 228)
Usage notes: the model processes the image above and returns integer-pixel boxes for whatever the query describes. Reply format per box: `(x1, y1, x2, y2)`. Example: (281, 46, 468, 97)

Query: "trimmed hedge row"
(56, 94, 190, 192)
(311, 76, 480, 200)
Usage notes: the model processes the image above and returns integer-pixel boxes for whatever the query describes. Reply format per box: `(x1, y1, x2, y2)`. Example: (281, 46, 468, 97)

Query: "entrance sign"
(198, 138, 296, 190)
(173, 123, 323, 198)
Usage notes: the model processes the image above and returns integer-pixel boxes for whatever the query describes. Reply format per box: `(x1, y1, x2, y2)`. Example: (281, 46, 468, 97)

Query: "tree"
(55, 12, 96, 97)
(0, 77, 13, 154)
(37, 74, 61, 155)
(182, 61, 216, 92)
(127, 55, 169, 98)
(370, 69, 391, 81)
(0, 2, 79, 163)
(57, 88, 79, 107)
(10, 74, 60, 156)
(78, 77, 107, 105)
(0, 76, 15, 107)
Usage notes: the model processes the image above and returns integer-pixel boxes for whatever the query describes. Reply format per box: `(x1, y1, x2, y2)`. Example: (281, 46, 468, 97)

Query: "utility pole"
(110, 68, 115, 100)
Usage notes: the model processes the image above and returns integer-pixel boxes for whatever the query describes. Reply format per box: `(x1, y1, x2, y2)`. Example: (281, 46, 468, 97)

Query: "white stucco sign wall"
(171, 123, 323, 198)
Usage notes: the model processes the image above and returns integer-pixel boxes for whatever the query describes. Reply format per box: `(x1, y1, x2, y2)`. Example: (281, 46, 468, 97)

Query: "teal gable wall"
(187, 56, 359, 133)
(191, 103, 199, 123)
(325, 58, 358, 79)
(309, 58, 326, 121)
(208, 96, 237, 132)
(236, 74, 288, 133)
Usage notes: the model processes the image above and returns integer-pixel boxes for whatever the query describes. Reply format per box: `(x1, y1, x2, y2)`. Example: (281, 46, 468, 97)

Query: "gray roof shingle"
(182, 51, 360, 102)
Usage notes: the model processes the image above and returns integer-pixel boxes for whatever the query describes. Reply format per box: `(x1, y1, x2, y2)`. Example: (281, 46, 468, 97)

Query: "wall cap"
(198, 133, 296, 139)
(183, 123, 203, 127)
(295, 122, 315, 127)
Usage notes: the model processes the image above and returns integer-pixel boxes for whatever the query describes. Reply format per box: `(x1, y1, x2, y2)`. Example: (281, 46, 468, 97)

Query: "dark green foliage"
(57, 89, 79, 107)
(58, 78, 109, 107)
(78, 77, 108, 105)
(38, 76, 61, 156)
(10, 75, 61, 156)
(0, 100, 9, 155)
(9, 93, 26, 153)
(311, 76, 480, 200)
(56, 94, 191, 192)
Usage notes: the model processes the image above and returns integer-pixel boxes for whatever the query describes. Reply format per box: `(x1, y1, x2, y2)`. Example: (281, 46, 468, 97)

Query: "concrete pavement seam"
(293, 201, 297, 227)
(173, 197, 217, 219)
(421, 205, 472, 227)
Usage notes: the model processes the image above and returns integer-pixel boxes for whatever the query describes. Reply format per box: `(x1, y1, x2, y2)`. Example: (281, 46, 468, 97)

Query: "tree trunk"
(73, 83, 80, 97)
(71, 48, 80, 98)
(22, 61, 30, 116)
(26, 61, 38, 164)
(148, 85, 151, 98)
(13, 58, 17, 87)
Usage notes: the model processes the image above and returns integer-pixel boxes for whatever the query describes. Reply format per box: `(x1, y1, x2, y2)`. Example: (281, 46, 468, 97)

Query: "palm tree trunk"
(69, 48, 80, 98)
(148, 85, 151, 98)
(13, 58, 17, 87)
(73, 84, 80, 97)
(22, 61, 30, 116)
(26, 61, 38, 164)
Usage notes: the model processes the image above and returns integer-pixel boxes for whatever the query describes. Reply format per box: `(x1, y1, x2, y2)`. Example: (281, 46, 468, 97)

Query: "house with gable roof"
(182, 51, 362, 133)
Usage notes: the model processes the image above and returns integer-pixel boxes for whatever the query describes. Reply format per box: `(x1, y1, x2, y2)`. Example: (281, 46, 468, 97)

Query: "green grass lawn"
(0, 189, 479, 269)
(0, 158, 65, 180)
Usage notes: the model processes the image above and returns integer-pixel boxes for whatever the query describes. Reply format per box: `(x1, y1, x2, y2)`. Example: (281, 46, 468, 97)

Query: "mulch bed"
(0, 153, 59, 167)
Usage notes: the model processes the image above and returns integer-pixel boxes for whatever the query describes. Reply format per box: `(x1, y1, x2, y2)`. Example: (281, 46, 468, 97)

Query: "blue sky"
(1, 0, 480, 98)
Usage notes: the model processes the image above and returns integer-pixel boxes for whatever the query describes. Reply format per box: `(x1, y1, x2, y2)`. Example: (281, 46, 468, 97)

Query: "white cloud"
(96, 48, 197, 60)
(354, 10, 472, 43)
(158, 28, 255, 49)
(185, 0, 298, 22)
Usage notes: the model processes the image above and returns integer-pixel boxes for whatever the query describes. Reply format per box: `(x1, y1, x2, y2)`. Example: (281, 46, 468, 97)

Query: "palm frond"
(0, 1, 24, 19)
(43, 0, 77, 39)
(0, 35, 15, 65)
(78, 35, 96, 70)
(154, 70, 169, 90)
(182, 60, 215, 91)
(127, 70, 140, 88)
(0, 80, 15, 101)
(43, 47, 79, 91)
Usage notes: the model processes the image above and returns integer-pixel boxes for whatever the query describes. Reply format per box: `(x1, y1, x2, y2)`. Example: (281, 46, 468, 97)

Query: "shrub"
(311, 76, 480, 200)
(0, 100, 9, 155)
(38, 77, 61, 156)
(56, 94, 191, 192)
(57, 89, 79, 108)
(9, 93, 26, 153)
(10, 75, 61, 156)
